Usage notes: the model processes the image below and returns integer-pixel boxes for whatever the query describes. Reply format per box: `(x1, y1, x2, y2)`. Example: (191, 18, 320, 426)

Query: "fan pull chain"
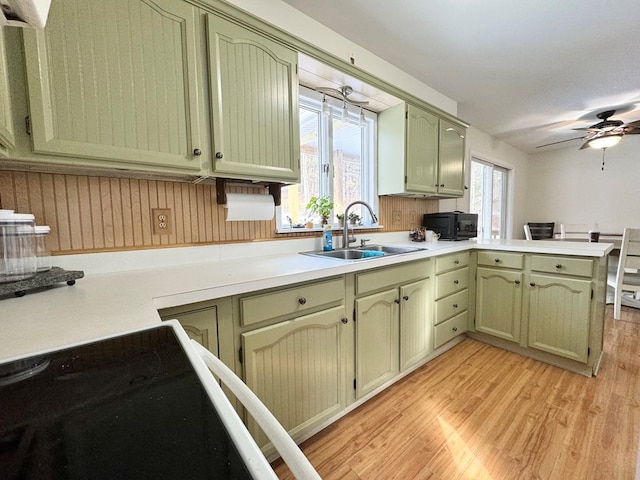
(601, 148, 607, 171)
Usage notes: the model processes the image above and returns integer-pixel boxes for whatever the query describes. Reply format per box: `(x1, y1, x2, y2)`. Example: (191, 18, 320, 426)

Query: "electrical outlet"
(152, 208, 172, 236)
(392, 210, 402, 225)
(410, 211, 418, 227)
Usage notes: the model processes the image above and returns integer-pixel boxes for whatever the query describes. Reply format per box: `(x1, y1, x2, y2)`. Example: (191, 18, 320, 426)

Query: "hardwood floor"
(272, 305, 640, 479)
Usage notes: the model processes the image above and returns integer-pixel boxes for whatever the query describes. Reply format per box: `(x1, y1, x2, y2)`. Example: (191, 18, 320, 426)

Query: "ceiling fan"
(537, 109, 640, 150)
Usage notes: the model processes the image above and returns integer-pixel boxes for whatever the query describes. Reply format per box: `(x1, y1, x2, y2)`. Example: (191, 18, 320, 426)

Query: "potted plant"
(336, 213, 345, 227)
(305, 196, 334, 225)
(348, 212, 360, 225)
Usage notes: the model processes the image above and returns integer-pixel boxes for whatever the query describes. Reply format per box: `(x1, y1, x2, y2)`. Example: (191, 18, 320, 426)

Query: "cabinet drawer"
(477, 251, 524, 269)
(435, 267, 469, 299)
(531, 255, 593, 278)
(434, 311, 468, 349)
(356, 260, 430, 296)
(435, 251, 470, 274)
(435, 289, 469, 325)
(241, 277, 344, 326)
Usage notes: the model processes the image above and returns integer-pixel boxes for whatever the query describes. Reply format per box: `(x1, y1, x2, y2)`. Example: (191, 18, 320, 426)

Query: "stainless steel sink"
(301, 244, 425, 261)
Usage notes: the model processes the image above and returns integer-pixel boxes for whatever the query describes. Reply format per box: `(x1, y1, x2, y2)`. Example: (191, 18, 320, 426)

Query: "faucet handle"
(360, 238, 371, 248)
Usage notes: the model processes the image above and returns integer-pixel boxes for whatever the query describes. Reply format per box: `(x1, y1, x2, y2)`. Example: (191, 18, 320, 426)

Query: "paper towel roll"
(225, 193, 275, 221)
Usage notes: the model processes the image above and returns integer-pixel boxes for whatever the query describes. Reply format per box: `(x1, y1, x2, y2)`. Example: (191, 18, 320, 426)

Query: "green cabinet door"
(399, 277, 433, 371)
(242, 306, 348, 447)
(355, 288, 400, 397)
(160, 306, 219, 356)
(438, 119, 466, 196)
(206, 13, 300, 182)
(528, 273, 591, 362)
(476, 267, 523, 342)
(23, 0, 204, 173)
(0, 29, 15, 151)
(406, 104, 439, 194)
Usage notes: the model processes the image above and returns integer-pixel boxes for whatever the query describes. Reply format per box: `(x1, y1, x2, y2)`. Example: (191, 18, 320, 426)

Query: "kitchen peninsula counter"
(0, 235, 613, 362)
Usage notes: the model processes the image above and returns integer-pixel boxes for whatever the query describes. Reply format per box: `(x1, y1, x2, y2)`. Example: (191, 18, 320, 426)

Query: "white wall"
(226, 0, 457, 116)
(527, 140, 640, 234)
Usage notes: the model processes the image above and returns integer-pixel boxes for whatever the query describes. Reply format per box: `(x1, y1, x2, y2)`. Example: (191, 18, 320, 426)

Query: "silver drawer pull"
(453, 303, 459, 309)
(454, 259, 460, 265)
(530, 282, 536, 287)
(515, 280, 521, 285)
(298, 297, 307, 305)
(452, 327, 458, 332)
(556, 264, 562, 269)
(453, 280, 459, 285)
(403, 295, 409, 301)
(494, 258, 501, 263)
(341, 317, 348, 324)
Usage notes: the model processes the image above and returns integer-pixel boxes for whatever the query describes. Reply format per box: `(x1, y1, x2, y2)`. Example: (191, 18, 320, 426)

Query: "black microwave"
(423, 211, 478, 240)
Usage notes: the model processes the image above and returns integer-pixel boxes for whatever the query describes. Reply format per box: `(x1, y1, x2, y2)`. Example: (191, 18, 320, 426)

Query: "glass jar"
(0, 212, 37, 283)
(34, 225, 52, 272)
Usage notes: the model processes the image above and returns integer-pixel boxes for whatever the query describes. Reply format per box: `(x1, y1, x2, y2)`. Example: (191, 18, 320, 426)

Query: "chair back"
(618, 228, 640, 273)
(527, 222, 554, 240)
(560, 223, 598, 239)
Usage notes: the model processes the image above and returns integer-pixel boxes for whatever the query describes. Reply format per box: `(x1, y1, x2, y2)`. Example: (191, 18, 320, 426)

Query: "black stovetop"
(0, 326, 253, 479)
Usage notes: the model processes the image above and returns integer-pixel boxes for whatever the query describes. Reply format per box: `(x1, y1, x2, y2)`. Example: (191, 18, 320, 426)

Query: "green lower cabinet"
(399, 278, 433, 371)
(355, 288, 400, 398)
(241, 306, 348, 447)
(161, 306, 219, 356)
(475, 267, 523, 342)
(527, 273, 591, 362)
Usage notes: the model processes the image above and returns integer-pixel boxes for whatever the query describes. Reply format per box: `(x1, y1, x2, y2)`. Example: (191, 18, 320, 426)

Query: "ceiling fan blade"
(536, 136, 585, 148)
(624, 119, 640, 128)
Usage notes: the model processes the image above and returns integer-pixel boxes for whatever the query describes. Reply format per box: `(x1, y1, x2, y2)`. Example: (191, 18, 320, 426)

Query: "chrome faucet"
(342, 201, 378, 249)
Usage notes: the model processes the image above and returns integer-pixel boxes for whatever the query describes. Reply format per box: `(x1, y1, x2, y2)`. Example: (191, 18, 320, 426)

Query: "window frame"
(275, 86, 378, 232)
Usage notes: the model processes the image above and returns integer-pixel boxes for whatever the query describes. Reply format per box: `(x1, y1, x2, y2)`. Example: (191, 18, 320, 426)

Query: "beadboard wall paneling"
(0, 170, 438, 255)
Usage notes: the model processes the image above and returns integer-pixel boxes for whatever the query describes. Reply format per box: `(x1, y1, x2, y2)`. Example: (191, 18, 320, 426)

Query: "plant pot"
(305, 221, 314, 229)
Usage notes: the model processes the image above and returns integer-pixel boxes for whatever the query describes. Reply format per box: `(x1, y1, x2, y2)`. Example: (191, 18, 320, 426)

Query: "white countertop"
(0, 234, 613, 362)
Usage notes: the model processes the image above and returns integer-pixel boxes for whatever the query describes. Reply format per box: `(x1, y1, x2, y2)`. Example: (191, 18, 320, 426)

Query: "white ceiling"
(281, 0, 640, 154)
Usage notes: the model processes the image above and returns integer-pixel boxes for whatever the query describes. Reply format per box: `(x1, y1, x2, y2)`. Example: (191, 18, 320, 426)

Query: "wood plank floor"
(272, 305, 640, 479)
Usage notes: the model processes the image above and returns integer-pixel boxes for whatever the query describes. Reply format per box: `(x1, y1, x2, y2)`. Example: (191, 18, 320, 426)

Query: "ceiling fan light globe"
(588, 134, 622, 149)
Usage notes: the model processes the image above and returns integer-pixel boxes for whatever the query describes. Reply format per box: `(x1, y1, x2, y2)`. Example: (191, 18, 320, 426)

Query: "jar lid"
(34, 225, 51, 234)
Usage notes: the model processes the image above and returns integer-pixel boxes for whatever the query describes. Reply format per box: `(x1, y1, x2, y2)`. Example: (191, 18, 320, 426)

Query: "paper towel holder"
(215, 178, 282, 206)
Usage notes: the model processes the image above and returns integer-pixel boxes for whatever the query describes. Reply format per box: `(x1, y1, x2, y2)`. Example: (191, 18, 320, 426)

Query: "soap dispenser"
(322, 224, 333, 251)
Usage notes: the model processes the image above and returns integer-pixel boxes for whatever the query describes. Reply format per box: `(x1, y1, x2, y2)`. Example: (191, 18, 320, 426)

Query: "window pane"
(332, 118, 362, 217)
(281, 107, 320, 227)
(492, 169, 503, 239)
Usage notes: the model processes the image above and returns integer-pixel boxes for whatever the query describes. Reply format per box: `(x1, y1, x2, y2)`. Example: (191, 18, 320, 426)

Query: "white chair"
(192, 341, 322, 480)
(524, 225, 532, 240)
(560, 223, 598, 239)
(607, 228, 640, 320)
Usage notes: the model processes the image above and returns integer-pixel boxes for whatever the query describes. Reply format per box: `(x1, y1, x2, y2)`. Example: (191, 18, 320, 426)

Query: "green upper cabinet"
(378, 103, 437, 195)
(206, 14, 300, 182)
(438, 119, 466, 196)
(378, 102, 467, 197)
(0, 29, 15, 152)
(22, 0, 205, 173)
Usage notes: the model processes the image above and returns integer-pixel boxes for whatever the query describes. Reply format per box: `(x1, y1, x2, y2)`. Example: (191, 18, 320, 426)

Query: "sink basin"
(301, 244, 425, 261)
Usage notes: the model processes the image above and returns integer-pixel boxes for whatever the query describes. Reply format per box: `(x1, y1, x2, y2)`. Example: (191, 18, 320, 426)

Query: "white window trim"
(275, 86, 379, 233)
(469, 152, 515, 239)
